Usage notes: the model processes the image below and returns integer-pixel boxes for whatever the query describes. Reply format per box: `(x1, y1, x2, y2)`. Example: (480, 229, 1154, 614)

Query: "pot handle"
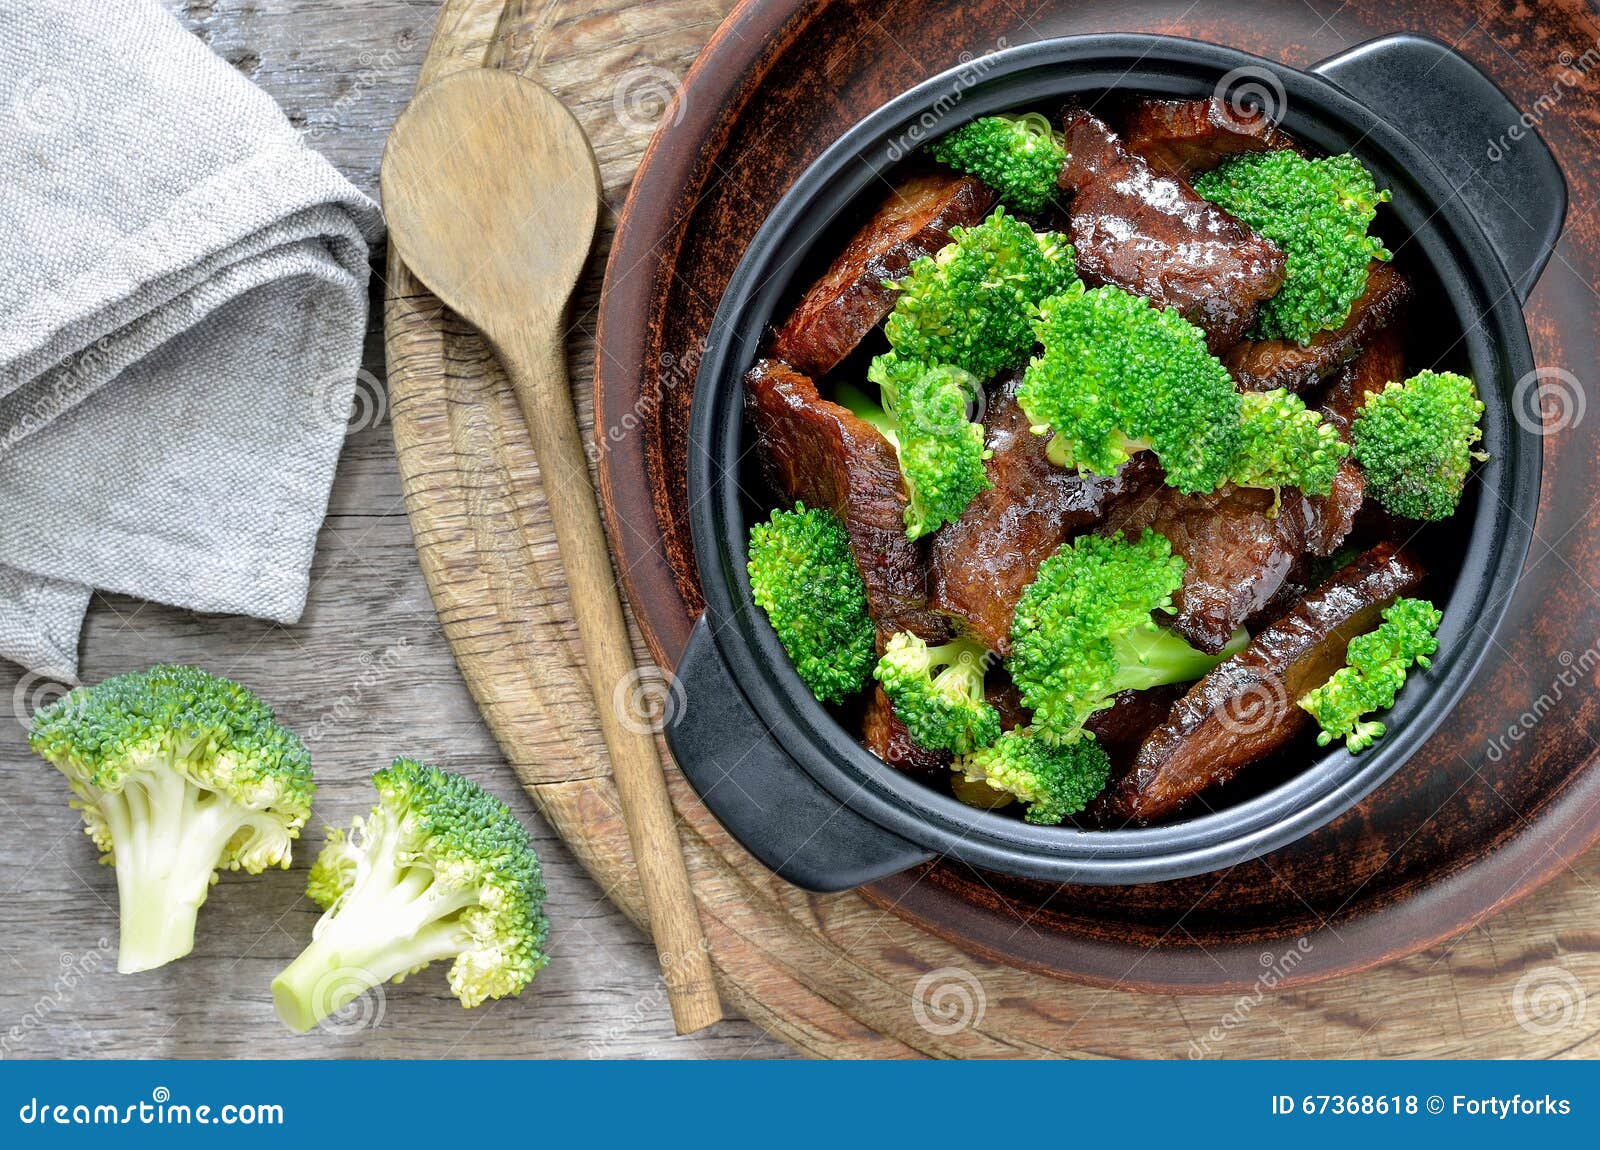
(664, 614, 935, 893)
(1312, 32, 1567, 303)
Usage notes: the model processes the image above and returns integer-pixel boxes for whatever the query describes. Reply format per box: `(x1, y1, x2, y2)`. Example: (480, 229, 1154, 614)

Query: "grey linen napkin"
(0, 0, 383, 680)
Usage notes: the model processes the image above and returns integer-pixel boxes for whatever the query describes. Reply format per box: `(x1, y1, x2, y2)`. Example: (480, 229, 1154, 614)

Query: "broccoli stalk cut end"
(874, 632, 1001, 754)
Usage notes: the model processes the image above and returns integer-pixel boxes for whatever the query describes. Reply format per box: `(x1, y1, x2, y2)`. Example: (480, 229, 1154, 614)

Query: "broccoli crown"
(747, 503, 876, 704)
(1008, 530, 1231, 742)
(1195, 150, 1392, 343)
(845, 358, 991, 538)
(28, 664, 314, 973)
(883, 208, 1078, 381)
(955, 728, 1113, 825)
(1298, 597, 1442, 752)
(1229, 387, 1348, 497)
(874, 632, 1001, 755)
(1351, 370, 1486, 520)
(1019, 284, 1243, 494)
(927, 113, 1067, 214)
(272, 759, 549, 1032)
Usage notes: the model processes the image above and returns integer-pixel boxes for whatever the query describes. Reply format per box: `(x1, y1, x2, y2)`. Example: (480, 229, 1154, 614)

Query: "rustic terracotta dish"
(595, 0, 1600, 987)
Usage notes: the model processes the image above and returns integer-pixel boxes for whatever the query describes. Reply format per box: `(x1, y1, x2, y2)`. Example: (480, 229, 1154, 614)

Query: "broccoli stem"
(1111, 625, 1248, 692)
(100, 768, 263, 973)
(270, 827, 476, 1032)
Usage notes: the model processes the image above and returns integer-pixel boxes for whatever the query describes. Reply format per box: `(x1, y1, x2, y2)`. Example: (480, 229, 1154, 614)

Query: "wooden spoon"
(381, 68, 722, 1034)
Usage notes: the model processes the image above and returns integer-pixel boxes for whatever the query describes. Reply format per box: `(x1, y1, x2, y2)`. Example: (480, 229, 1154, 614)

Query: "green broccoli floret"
(874, 633, 1000, 754)
(1298, 598, 1442, 752)
(272, 759, 549, 1033)
(839, 358, 990, 537)
(954, 728, 1112, 825)
(1195, 150, 1392, 343)
(1018, 284, 1243, 494)
(1229, 388, 1348, 497)
(883, 208, 1078, 381)
(28, 665, 314, 973)
(1351, 370, 1486, 520)
(927, 113, 1067, 213)
(747, 503, 876, 704)
(1008, 530, 1244, 743)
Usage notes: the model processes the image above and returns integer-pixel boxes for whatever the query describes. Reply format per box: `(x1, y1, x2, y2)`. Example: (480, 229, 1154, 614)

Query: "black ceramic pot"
(666, 33, 1565, 892)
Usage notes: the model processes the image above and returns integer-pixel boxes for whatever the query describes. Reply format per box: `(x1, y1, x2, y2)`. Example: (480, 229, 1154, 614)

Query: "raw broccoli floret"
(28, 665, 314, 973)
(928, 113, 1067, 213)
(874, 632, 1000, 754)
(1018, 284, 1243, 494)
(746, 503, 876, 704)
(1195, 150, 1392, 343)
(1008, 530, 1243, 743)
(272, 759, 548, 1032)
(839, 358, 990, 537)
(954, 728, 1112, 825)
(883, 208, 1078, 381)
(1298, 598, 1442, 752)
(1351, 370, 1486, 520)
(1229, 388, 1348, 497)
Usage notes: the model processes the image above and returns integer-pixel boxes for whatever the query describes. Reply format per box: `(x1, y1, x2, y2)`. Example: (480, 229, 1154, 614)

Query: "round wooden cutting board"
(386, 0, 1600, 1055)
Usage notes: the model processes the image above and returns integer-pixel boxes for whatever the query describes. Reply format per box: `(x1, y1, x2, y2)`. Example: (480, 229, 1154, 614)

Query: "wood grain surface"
(0, 0, 783, 1060)
(380, 0, 1600, 1056)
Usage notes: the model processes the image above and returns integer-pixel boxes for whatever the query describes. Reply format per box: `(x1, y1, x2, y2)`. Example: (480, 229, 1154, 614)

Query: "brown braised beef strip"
(767, 171, 996, 379)
(745, 358, 950, 644)
(928, 373, 1159, 653)
(1301, 324, 1409, 555)
(1102, 482, 1311, 655)
(1097, 541, 1427, 824)
(1057, 107, 1286, 355)
(1120, 97, 1298, 181)
(1225, 261, 1413, 393)
(863, 686, 951, 779)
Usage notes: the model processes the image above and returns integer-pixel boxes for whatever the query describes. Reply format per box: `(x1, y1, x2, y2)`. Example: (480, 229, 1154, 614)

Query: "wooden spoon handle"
(499, 326, 723, 1035)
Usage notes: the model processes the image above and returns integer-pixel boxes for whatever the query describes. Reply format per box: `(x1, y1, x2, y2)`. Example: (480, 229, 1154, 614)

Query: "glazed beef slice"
(744, 359, 948, 643)
(1226, 261, 1412, 393)
(1058, 108, 1286, 354)
(1101, 541, 1427, 823)
(1121, 97, 1298, 180)
(767, 171, 995, 379)
(929, 374, 1156, 652)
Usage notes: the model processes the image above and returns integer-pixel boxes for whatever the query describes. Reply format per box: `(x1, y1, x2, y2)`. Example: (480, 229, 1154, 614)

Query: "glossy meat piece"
(1058, 108, 1286, 354)
(862, 686, 951, 779)
(745, 359, 949, 643)
(928, 375, 1157, 652)
(1225, 261, 1413, 393)
(1103, 541, 1426, 823)
(1121, 97, 1297, 180)
(1103, 483, 1308, 655)
(1302, 326, 1409, 555)
(767, 171, 995, 378)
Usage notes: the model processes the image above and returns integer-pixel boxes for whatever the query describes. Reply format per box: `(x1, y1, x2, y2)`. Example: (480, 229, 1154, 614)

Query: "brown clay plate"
(594, 0, 1600, 990)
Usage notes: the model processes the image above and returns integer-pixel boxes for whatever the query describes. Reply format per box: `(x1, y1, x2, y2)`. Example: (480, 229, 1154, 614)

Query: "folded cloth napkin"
(0, 0, 383, 681)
